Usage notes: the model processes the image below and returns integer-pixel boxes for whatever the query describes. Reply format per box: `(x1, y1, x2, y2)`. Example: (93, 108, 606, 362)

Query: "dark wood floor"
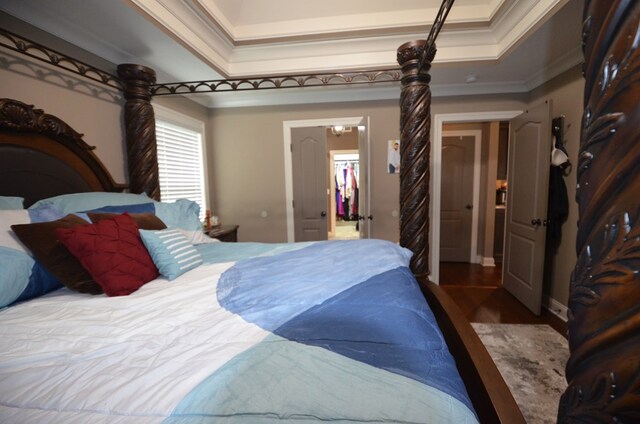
(439, 262, 567, 337)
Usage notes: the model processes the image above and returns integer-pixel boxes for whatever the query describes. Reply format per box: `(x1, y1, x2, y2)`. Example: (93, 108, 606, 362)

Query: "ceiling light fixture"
(331, 125, 352, 137)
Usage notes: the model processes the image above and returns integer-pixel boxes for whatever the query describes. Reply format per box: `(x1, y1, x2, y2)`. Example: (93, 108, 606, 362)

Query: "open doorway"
(329, 150, 360, 240)
(431, 111, 522, 284)
(283, 117, 369, 243)
(436, 107, 553, 317)
(439, 126, 498, 288)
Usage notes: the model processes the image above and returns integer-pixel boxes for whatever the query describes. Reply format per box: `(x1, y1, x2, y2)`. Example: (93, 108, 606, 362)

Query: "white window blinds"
(155, 119, 206, 221)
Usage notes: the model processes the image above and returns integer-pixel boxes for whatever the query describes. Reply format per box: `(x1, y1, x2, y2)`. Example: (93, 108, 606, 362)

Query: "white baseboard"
(481, 257, 495, 267)
(543, 295, 568, 322)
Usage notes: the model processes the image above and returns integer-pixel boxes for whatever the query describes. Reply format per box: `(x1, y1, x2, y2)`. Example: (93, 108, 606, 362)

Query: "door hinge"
(292, 200, 295, 208)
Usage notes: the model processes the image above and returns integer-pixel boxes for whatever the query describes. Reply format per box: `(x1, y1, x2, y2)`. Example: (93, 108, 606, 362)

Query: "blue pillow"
(29, 192, 152, 215)
(31, 193, 207, 244)
(139, 228, 203, 280)
(154, 199, 205, 244)
(0, 206, 65, 308)
(77, 203, 156, 222)
(85, 203, 155, 214)
(0, 196, 24, 210)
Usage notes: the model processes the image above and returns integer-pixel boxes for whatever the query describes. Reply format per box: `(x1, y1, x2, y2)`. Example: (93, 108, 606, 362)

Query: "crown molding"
(126, 0, 568, 78)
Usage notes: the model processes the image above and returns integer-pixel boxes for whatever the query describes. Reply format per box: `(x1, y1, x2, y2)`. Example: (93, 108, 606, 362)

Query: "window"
(154, 105, 208, 221)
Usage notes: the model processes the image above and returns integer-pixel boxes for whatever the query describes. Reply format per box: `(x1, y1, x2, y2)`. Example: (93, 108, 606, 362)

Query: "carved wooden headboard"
(0, 98, 126, 206)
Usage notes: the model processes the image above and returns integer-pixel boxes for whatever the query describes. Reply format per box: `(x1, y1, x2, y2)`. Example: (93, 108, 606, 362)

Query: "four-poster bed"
(0, 0, 637, 422)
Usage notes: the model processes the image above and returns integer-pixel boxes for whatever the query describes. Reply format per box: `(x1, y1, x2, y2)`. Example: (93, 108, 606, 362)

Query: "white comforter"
(0, 261, 268, 423)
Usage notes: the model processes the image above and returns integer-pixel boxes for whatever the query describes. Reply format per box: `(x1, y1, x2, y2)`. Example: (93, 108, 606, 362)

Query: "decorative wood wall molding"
(117, 64, 161, 200)
(0, 27, 402, 96)
(150, 70, 402, 95)
(559, 0, 640, 421)
(0, 28, 123, 91)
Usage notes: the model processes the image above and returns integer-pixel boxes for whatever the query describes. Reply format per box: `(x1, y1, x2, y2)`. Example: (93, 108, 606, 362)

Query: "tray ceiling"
(0, 0, 584, 107)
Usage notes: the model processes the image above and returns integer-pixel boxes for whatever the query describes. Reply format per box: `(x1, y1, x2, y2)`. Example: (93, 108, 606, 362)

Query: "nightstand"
(206, 224, 239, 242)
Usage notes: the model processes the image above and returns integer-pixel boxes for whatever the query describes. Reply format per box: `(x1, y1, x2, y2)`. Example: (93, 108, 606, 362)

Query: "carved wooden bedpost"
(559, 1, 640, 421)
(117, 64, 160, 200)
(397, 40, 433, 279)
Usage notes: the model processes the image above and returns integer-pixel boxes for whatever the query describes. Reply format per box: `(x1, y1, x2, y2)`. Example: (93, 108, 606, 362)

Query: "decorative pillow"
(0, 248, 37, 307)
(56, 213, 159, 296)
(0, 196, 24, 210)
(153, 199, 208, 245)
(0, 206, 66, 307)
(29, 192, 152, 215)
(11, 214, 102, 295)
(84, 203, 155, 214)
(74, 202, 155, 223)
(88, 212, 167, 231)
(139, 228, 203, 280)
(30, 193, 210, 245)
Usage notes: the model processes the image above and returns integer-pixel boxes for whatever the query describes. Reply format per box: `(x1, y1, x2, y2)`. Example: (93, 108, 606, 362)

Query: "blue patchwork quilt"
(169, 240, 478, 423)
(0, 239, 477, 423)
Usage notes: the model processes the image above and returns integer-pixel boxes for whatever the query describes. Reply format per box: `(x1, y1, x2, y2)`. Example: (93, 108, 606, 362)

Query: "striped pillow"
(139, 227, 203, 280)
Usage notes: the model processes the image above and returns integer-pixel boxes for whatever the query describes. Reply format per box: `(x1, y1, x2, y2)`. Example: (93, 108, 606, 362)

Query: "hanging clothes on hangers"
(333, 159, 359, 220)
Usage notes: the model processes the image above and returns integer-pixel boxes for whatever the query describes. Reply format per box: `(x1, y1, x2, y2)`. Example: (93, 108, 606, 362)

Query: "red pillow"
(56, 213, 159, 296)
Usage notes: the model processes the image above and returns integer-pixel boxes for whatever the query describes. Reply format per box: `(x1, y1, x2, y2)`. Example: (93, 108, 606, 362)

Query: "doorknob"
(320, 211, 326, 217)
(367, 215, 374, 220)
(465, 204, 473, 210)
(531, 218, 542, 226)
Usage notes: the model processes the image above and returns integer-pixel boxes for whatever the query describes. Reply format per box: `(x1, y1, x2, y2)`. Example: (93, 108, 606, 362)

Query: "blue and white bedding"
(0, 240, 478, 423)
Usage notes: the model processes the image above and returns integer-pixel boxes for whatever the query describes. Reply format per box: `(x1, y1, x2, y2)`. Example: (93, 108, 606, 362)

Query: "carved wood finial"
(0, 98, 87, 146)
(397, 40, 431, 278)
(117, 64, 160, 200)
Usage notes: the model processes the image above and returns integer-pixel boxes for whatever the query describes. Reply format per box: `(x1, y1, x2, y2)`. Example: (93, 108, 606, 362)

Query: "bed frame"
(1, 0, 637, 422)
(0, 96, 524, 424)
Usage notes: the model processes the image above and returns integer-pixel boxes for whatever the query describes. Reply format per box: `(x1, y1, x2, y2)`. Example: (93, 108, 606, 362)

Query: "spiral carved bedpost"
(117, 64, 160, 200)
(558, 1, 640, 421)
(397, 40, 433, 279)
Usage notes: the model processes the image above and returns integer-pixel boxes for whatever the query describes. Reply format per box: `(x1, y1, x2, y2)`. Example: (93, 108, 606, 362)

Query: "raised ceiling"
(0, 0, 584, 107)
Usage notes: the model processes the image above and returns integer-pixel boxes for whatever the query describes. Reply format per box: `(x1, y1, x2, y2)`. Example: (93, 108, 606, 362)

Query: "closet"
(329, 152, 360, 240)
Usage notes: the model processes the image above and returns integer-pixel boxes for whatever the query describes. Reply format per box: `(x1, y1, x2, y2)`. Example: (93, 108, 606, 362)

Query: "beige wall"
(1, 13, 210, 191)
(208, 101, 402, 243)
(1, 12, 582, 309)
(208, 95, 528, 245)
(0, 59, 126, 182)
(0, 12, 126, 181)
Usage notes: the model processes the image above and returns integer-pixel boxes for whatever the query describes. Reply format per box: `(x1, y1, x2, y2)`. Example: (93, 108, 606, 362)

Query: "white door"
(440, 135, 475, 261)
(291, 127, 328, 242)
(503, 100, 551, 315)
(357, 117, 370, 238)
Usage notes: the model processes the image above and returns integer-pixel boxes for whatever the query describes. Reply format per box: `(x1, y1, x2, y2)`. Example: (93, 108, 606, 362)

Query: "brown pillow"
(88, 212, 167, 230)
(11, 214, 103, 294)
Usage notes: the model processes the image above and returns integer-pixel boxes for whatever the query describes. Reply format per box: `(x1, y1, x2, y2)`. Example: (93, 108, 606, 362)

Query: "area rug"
(471, 323, 569, 424)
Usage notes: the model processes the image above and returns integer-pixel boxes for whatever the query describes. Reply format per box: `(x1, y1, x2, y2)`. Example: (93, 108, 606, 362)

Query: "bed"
(1, 0, 635, 422)
(0, 98, 517, 423)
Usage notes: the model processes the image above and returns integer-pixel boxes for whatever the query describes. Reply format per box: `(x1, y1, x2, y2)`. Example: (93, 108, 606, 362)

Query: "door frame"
(283, 117, 365, 242)
(432, 111, 522, 284)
